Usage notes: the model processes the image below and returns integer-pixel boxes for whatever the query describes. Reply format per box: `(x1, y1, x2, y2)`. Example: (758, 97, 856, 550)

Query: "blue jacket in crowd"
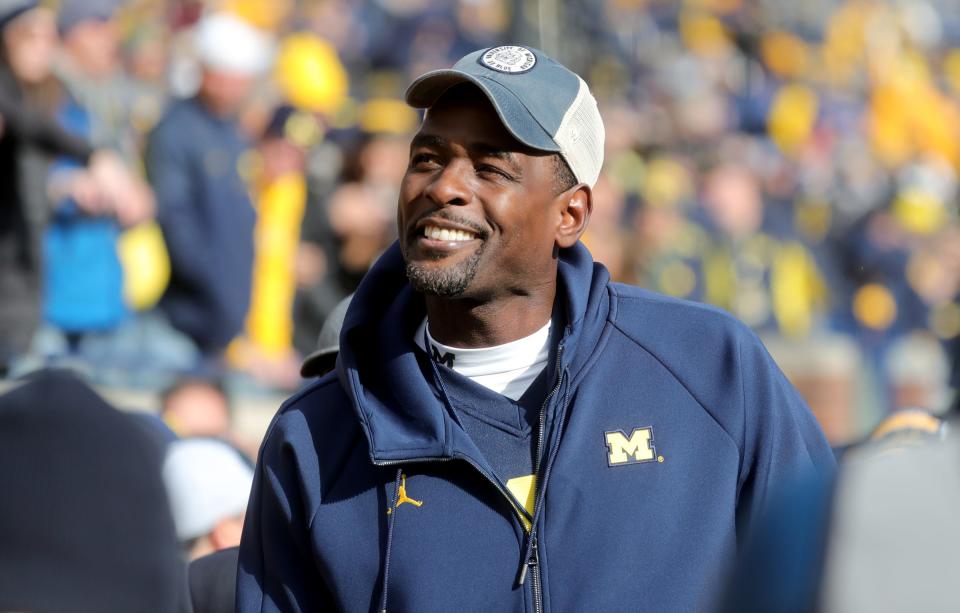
(44, 99, 126, 334)
(238, 242, 835, 612)
(146, 98, 255, 355)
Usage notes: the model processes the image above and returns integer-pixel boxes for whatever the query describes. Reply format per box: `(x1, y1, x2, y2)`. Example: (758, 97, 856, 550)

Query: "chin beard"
(404, 244, 484, 298)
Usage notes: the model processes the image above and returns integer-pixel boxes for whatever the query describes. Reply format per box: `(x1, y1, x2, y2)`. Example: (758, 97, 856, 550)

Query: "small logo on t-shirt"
(604, 427, 664, 466)
(431, 345, 456, 368)
(480, 46, 537, 73)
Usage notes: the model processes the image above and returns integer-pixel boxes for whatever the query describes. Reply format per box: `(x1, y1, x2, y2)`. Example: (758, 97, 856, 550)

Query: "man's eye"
(410, 154, 440, 169)
(476, 164, 510, 179)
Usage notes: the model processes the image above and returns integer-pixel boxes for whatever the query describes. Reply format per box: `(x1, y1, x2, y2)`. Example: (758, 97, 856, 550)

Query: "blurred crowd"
(0, 0, 958, 447)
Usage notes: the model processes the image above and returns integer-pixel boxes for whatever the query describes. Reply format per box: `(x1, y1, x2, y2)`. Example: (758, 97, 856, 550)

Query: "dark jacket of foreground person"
(0, 371, 187, 612)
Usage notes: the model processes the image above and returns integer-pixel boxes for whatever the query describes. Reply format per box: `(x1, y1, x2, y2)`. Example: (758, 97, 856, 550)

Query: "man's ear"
(555, 184, 592, 249)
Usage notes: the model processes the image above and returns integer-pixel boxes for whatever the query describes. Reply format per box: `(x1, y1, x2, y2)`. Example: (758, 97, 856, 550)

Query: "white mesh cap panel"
(553, 76, 605, 188)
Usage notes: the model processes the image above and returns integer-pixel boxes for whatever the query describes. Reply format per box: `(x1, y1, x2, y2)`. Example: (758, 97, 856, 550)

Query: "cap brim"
(299, 347, 338, 378)
(405, 70, 560, 153)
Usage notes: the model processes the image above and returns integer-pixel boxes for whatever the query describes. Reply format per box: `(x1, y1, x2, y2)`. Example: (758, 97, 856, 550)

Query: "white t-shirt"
(414, 318, 552, 401)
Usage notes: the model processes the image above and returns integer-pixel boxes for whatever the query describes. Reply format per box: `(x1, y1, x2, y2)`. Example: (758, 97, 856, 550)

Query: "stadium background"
(3, 0, 960, 449)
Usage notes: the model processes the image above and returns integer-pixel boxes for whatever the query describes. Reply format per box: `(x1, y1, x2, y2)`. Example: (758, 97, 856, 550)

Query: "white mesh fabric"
(553, 76, 605, 188)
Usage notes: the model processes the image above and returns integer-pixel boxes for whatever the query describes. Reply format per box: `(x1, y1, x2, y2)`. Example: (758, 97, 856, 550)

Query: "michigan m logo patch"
(605, 428, 658, 466)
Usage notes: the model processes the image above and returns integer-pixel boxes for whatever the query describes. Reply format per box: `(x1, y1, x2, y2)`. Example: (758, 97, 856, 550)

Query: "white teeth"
(424, 225, 476, 241)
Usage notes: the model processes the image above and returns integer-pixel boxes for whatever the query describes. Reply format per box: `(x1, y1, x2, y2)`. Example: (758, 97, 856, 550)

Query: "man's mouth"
(422, 225, 478, 242)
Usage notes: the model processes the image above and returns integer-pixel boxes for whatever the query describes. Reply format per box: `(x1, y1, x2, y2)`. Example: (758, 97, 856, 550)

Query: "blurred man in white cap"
(163, 437, 254, 559)
(146, 13, 272, 372)
(164, 436, 254, 613)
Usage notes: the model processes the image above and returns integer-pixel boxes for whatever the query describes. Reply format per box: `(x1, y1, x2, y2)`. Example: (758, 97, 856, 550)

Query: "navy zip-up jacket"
(238, 242, 835, 612)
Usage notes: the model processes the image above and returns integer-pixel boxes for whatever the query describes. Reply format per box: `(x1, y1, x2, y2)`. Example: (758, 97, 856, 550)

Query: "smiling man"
(237, 46, 835, 612)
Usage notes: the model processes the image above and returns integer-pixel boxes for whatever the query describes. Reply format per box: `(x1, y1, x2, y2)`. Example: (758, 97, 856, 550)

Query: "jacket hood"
(337, 241, 610, 464)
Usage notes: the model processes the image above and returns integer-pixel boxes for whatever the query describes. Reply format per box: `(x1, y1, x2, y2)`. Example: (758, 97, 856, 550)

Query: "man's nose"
(424, 160, 472, 207)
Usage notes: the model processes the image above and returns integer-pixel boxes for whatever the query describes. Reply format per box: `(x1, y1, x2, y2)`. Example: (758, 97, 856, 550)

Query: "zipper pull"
(517, 537, 539, 585)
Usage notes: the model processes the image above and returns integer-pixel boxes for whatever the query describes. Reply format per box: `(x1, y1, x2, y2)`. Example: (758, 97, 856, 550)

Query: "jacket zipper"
(375, 342, 567, 613)
(514, 537, 541, 613)
(519, 343, 566, 613)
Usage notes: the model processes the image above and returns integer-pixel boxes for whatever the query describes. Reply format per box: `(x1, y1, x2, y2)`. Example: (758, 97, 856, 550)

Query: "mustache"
(408, 209, 488, 239)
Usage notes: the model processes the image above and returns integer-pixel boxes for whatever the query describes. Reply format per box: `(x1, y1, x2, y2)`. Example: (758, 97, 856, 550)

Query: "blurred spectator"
(146, 12, 270, 371)
(722, 407, 952, 613)
(189, 545, 240, 613)
(765, 334, 865, 445)
(0, 370, 187, 612)
(162, 437, 254, 559)
(55, 0, 142, 165)
(326, 129, 404, 288)
(271, 31, 352, 356)
(697, 161, 828, 339)
(0, 2, 135, 374)
(885, 331, 952, 412)
(299, 292, 351, 378)
(160, 376, 232, 439)
(121, 20, 171, 143)
(41, 0, 154, 360)
(293, 97, 414, 355)
(229, 105, 316, 390)
(42, 89, 130, 351)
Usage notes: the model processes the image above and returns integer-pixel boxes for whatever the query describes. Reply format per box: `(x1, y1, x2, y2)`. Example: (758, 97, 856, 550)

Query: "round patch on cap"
(479, 46, 537, 74)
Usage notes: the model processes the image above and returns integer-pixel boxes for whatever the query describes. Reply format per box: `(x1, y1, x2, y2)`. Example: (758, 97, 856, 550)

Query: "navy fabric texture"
(237, 241, 836, 612)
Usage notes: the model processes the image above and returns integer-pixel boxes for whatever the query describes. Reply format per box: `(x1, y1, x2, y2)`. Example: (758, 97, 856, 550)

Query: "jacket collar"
(338, 241, 610, 463)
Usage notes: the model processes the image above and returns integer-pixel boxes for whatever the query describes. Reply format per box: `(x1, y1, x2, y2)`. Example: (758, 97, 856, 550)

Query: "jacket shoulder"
(257, 373, 368, 515)
(604, 283, 775, 449)
(266, 373, 355, 445)
(149, 100, 201, 143)
(608, 283, 754, 343)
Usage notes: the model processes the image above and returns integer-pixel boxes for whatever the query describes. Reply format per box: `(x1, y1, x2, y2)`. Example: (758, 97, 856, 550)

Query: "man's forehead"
(410, 131, 523, 156)
(414, 104, 546, 158)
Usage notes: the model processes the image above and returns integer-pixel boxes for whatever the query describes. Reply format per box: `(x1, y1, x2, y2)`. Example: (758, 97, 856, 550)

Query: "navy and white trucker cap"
(405, 45, 605, 188)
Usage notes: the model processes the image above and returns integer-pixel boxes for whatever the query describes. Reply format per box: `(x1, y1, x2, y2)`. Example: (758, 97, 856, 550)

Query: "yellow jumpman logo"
(387, 474, 423, 514)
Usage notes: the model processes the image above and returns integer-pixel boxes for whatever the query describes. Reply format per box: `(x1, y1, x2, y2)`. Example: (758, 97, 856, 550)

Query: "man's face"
(199, 69, 256, 116)
(63, 18, 119, 78)
(2, 8, 57, 85)
(398, 86, 565, 300)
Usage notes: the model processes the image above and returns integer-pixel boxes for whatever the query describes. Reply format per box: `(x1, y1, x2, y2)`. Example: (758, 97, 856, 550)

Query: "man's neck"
(423, 283, 556, 349)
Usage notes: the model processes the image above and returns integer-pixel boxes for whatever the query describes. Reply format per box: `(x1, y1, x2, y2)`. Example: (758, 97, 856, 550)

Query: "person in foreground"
(237, 45, 835, 612)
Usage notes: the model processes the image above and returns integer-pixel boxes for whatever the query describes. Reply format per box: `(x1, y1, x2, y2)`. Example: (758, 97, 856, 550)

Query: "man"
(146, 12, 270, 369)
(160, 376, 233, 439)
(0, 0, 140, 374)
(164, 437, 254, 613)
(54, 0, 153, 222)
(163, 437, 254, 561)
(238, 46, 834, 612)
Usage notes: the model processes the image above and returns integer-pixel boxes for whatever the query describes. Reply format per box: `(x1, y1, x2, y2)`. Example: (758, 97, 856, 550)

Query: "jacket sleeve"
(0, 86, 93, 162)
(734, 330, 837, 539)
(145, 125, 214, 290)
(237, 417, 334, 612)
